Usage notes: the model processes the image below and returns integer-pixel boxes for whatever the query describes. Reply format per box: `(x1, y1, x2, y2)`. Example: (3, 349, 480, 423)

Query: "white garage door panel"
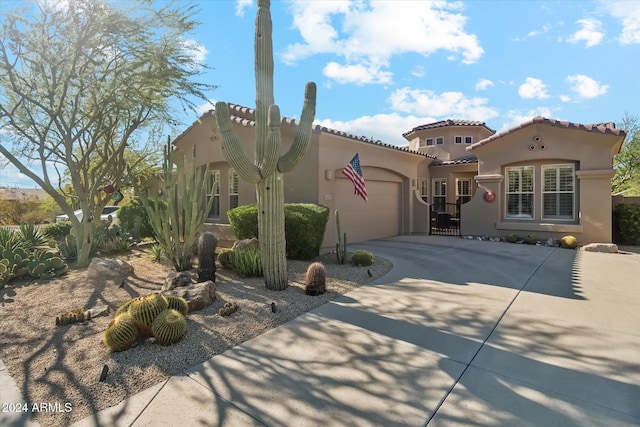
(335, 180, 401, 242)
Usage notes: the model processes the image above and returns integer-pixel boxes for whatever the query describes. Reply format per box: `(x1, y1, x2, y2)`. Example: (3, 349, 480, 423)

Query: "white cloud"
(181, 38, 208, 65)
(528, 24, 551, 38)
(560, 95, 572, 103)
(601, 0, 640, 44)
(502, 107, 554, 130)
(195, 101, 217, 115)
(411, 66, 425, 78)
(283, 1, 483, 84)
(235, 0, 253, 17)
(316, 113, 438, 146)
(567, 18, 604, 47)
(475, 78, 494, 91)
(388, 87, 499, 122)
(566, 74, 608, 99)
(518, 77, 550, 99)
(323, 62, 392, 85)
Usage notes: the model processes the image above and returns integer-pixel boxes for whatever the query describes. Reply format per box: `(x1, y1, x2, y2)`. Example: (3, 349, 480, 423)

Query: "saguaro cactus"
(214, 0, 317, 291)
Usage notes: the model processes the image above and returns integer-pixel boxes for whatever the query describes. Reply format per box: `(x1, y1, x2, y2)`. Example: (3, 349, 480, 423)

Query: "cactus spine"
(163, 295, 189, 316)
(335, 210, 347, 264)
(151, 309, 187, 346)
(104, 313, 138, 352)
(214, 0, 316, 291)
(304, 261, 326, 296)
(196, 231, 218, 283)
(128, 293, 169, 336)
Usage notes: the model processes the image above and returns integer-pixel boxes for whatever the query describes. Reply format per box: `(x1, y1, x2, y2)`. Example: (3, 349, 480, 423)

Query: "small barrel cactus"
(219, 301, 239, 317)
(128, 293, 169, 336)
(218, 249, 234, 269)
(506, 233, 519, 243)
(104, 313, 138, 352)
(560, 235, 578, 249)
(304, 261, 326, 296)
(151, 309, 187, 345)
(197, 231, 218, 283)
(163, 295, 189, 316)
(350, 250, 374, 267)
(524, 233, 537, 245)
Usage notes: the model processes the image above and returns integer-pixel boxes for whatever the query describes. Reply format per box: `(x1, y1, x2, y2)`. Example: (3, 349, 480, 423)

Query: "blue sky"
(2, 0, 639, 188)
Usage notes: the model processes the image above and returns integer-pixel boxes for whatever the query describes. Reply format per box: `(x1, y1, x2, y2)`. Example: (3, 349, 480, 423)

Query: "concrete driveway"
(71, 235, 639, 426)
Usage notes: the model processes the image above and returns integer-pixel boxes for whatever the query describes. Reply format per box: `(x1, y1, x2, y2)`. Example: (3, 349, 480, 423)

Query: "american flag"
(343, 153, 368, 201)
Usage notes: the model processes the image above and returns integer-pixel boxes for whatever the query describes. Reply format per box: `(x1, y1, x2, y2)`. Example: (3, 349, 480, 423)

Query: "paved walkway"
(2, 236, 639, 426)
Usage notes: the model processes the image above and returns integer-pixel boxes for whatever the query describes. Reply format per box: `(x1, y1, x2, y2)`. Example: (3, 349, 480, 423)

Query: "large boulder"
(232, 238, 260, 252)
(87, 258, 133, 280)
(162, 271, 193, 291)
(580, 243, 618, 253)
(162, 280, 216, 312)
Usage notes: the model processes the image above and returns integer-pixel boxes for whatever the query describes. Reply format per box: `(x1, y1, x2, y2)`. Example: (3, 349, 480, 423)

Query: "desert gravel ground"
(0, 246, 392, 427)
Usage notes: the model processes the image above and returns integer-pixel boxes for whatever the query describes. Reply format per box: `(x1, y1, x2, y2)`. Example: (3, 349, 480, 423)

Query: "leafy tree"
(0, 0, 213, 267)
(613, 113, 640, 196)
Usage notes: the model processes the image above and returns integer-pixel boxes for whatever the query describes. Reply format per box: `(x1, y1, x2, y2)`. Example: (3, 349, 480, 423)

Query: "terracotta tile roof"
(176, 103, 427, 157)
(468, 116, 626, 150)
(403, 119, 495, 138)
(430, 154, 478, 166)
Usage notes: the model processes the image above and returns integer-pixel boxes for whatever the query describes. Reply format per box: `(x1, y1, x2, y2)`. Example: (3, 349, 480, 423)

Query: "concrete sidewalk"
(6, 236, 640, 426)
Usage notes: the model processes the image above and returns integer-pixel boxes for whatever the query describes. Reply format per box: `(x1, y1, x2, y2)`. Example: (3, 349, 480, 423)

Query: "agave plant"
(18, 224, 49, 250)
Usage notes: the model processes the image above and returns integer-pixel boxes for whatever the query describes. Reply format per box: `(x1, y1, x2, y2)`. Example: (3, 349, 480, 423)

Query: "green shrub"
(232, 249, 262, 277)
(149, 244, 164, 263)
(613, 203, 640, 245)
(57, 235, 78, 262)
(227, 203, 330, 261)
(506, 233, 519, 243)
(524, 233, 537, 245)
(227, 204, 259, 240)
(560, 235, 578, 249)
(285, 204, 330, 260)
(218, 249, 234, 269)
(351, 250, 374, 267)
(117, 198, 157, 240)
(42, 221, 72, 242)
(100, 237, 133, 255)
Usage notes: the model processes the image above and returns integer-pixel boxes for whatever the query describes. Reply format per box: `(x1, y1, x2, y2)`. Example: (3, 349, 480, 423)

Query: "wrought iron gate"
(429, 203, 461, 236)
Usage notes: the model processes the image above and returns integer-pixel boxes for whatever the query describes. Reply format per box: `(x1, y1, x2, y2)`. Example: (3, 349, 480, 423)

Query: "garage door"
(335, 179, 401, 243)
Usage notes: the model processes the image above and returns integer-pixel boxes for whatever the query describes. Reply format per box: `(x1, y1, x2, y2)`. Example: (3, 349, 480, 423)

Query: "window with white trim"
(464, 136, 473, 144)
(456, 178, 472, 204)
(455, 136, 463, 144)
(436, 136, 444, 145)
(207, 170, 220, 219)
(229, 169, 239, 210)
(433, 179, 446, 211)
(506, 166, 534, 218)
(542, 164, 575, 219)
(425, 138, 434, 146)
(419, 178, 428, 201)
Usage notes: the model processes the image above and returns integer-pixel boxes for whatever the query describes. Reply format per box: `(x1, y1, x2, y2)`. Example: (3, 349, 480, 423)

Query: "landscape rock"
(162, 271, 193, 291)
(162, 280, 216, 312)
(580, 243, 618, 253)
(87, 258, 133, 280)
(87, 305, 110, 318)
(232, 238, 260, 252)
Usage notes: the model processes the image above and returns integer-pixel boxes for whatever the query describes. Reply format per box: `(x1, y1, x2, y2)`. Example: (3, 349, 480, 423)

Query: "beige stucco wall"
(429, 163, 478, 204)
(317, 134, 427, 251)
(407, 126, 494, 160)
(462, 123, 624, 243)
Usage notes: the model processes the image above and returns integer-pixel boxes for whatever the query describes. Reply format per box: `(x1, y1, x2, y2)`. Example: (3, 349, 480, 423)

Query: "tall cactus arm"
(255, 0, 275, 165)
(278, 82, 317, 173)
(215, 101, 261, 183)
(258, 105, 281, 178)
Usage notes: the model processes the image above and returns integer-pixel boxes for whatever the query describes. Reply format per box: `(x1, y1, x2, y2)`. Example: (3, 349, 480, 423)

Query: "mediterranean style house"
(173, 103, 626, 250)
